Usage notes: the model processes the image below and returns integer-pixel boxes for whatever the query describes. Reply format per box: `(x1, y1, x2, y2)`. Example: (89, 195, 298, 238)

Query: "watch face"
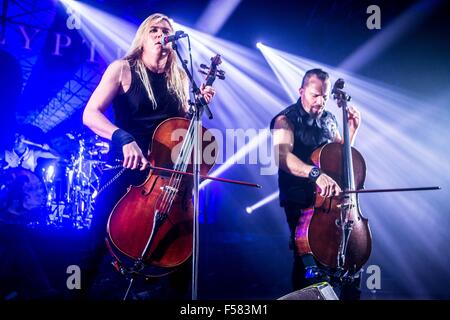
(310, 167, 320, 177)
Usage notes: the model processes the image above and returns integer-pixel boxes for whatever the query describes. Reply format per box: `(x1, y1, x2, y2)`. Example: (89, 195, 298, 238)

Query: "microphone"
(160, 30, 187, 46)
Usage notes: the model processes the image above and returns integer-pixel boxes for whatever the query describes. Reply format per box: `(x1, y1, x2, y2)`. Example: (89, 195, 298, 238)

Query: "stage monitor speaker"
(277, 282, 339, 300)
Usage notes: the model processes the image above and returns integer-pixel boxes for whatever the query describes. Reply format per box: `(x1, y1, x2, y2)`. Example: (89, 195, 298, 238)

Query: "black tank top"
(111, 60, 183, 159)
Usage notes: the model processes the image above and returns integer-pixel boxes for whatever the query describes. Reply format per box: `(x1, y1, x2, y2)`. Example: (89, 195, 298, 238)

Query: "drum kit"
(0, 133, 110, 230)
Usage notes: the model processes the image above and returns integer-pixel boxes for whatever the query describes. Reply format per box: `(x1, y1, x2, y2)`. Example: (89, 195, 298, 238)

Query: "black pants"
(284, 203, 361, 300)
(79, 168, 191, 300)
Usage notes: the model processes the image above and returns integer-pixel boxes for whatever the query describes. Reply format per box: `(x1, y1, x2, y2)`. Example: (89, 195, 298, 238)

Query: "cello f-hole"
(141, 175, 160, 196)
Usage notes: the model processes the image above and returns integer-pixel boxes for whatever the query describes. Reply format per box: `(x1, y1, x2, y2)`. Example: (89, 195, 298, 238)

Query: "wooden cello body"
(107, 117, 216, 268)
(295, 142, 372, 272)
(107, 54, 223, 273)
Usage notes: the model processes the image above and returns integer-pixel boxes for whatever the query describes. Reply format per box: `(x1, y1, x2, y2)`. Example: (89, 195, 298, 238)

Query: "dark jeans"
(284, 203, 361, 300)
(79, 168, 191, 300)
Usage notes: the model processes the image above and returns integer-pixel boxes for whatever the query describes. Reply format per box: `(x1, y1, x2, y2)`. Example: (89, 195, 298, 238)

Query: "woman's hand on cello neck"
(199, 84, 216, 104)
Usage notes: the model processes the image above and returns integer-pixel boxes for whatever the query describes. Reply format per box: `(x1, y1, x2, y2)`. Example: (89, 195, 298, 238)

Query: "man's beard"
(310, 106, 324, 118)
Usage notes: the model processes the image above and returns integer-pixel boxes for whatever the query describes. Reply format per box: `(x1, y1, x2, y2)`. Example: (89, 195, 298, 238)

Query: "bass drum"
(0, 168, 47, 227)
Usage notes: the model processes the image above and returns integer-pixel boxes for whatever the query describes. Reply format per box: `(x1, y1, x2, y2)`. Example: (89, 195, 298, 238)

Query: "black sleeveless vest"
(270, 99, 338, 207)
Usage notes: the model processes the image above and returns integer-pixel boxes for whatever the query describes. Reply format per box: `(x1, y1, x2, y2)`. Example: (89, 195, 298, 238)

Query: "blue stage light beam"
(60, 0, 137, 63)
(29, 0, 134, 130)
(195, 0, 242, 35)
(245, 191, 279, 215)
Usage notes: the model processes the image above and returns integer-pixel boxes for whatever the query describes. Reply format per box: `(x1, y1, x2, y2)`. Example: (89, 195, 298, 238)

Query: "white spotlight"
(245, 191, 279, 214)
(256, 42, 263, 49)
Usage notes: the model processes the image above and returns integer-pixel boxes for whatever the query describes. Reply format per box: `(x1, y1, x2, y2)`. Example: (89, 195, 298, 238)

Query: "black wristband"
(111, 128, 135, 148)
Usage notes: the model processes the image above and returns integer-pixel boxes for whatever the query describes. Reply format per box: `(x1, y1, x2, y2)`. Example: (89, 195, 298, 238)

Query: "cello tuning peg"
(200, 64, 209, 70)
(198, 70, 208, 76)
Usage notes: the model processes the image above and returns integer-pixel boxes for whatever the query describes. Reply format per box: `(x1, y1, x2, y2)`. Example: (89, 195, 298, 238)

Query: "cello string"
(158, 120, 195, 213)
(160, 123, 195, 214)
(163, 119, 199, 214)
(166, 121, 196, 209)
(157, 119, 194, 212)
(165, 120, 200, 212)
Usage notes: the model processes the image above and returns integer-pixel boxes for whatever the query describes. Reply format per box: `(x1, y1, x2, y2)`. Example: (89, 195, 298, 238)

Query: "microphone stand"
(171, 39, 212, 300)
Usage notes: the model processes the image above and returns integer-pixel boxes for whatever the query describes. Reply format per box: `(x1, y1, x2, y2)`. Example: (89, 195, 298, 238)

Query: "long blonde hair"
(124, 13, 187, 109)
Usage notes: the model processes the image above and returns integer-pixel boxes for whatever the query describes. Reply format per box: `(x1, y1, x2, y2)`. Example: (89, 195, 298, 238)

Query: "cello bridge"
(336, 201, 355, 210)
(160, 185, 179, 194)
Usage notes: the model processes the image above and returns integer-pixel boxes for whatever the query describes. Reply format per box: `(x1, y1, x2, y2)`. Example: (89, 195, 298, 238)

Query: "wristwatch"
(308, 166, 321, 182)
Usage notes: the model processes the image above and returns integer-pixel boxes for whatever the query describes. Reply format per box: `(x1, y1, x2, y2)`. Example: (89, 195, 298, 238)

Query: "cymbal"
(95, 141, 109, 148)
